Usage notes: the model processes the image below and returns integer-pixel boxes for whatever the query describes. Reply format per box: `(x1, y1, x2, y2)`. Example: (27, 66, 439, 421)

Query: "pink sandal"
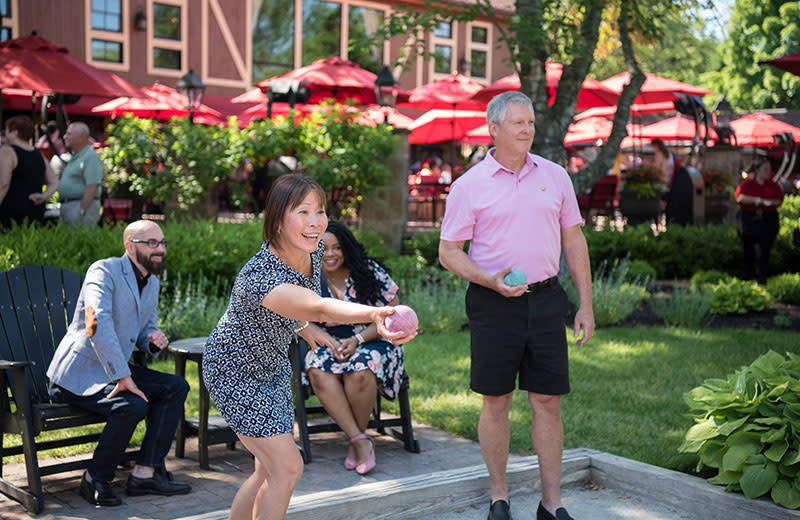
(344, 433, 367, 470)
(355, 436, 376, 475)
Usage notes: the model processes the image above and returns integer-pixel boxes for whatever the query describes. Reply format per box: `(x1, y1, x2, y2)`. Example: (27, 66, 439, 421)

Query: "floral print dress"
(302, 261, 405, 399)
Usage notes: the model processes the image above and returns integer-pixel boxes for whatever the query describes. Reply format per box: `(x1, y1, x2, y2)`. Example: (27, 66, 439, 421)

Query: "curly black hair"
(325, 221, 391, 305)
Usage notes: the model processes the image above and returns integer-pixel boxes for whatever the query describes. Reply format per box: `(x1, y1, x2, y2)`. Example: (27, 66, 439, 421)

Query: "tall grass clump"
(158, 273, 230, 340)
(650, 286, 712, 328)
(402, 269, 467, 335)
(562, 256, 649, 327)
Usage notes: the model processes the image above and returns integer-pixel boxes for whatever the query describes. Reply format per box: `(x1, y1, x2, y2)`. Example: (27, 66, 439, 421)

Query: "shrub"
(690, 270, 733, 293)
(766, 273, 800, 304)
(0, 246, 20, 271)
(404, 227, 441, 266)
(0, 220, 261, 285)
(625, 259, 657, 285)
(679, 351, 800, 509)
(709, 278, 772, 315)
(650, 287, 711, 328)
(354, 228, 397, 264)
(584, 224, 743, 279)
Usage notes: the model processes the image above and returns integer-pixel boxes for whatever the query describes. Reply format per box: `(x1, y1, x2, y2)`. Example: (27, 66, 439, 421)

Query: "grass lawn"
(4, 326, 796, 475)
(397, 326, 798, 472)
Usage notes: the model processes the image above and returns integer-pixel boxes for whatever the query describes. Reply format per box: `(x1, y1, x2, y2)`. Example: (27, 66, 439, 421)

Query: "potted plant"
(701, 169, 734, 222)
(619, 164, 666, 225)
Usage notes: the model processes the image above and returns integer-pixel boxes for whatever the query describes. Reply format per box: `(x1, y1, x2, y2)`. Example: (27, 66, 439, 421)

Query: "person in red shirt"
(734, 158, 784, 284)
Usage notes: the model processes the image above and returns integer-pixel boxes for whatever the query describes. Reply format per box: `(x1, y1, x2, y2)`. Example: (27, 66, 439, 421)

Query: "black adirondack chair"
(0, 265, 139, 514)
(290, 338, 420, 463)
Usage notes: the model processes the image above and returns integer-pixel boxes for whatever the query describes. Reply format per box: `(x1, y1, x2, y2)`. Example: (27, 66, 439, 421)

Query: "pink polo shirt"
(440, 148, 582, 284)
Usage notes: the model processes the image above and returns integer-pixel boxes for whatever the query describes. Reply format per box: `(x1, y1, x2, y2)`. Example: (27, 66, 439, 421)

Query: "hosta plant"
(679, 351, 800, 509)
(709, 278, 772, 314)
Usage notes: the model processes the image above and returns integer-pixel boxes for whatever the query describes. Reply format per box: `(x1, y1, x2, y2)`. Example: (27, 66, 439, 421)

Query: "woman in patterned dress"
(202, 175, 415, 520)
(302, 221, 405, 475)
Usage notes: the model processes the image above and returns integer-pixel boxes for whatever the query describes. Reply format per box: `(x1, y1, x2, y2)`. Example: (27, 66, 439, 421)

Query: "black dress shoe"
(488, 499, 512, 520)
(126, 471, 191, 496)
(79, 472, 122, 506)
(537, 501, 574, 520)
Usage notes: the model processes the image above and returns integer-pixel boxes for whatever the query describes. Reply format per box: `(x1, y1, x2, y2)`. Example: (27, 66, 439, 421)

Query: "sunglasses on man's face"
(130, 239, 169, 248)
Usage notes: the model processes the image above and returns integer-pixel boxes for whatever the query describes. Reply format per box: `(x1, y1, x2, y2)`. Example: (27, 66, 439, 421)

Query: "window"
(0, 0, 9, 18)
(433, 21, 451, 39)
(91, 0, 121, 32)
(347, 5, 384, 74)
(252, 0, 295, 81)
(153, 2, 180, 40)
(251, 0, 388, 83)
(153, 47, 180, 69)
(302, 0, 341, 66)
(471, 26, 487, 44)
(466, 21, 492, 81)
(86, 0, 128, 70)
(434, 44, 451, 74)
(0, 27, 10, 41)
(148, 0, 185, 74)
(430, 19, 456, 77)
(91, 39, 122, 63)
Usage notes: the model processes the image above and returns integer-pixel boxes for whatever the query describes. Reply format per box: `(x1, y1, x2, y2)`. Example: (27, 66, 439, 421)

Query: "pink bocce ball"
(384, 305, 418, 335)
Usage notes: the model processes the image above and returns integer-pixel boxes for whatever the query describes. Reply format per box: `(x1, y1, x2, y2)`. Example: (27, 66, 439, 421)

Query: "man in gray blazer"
(47, 220, 191, 506)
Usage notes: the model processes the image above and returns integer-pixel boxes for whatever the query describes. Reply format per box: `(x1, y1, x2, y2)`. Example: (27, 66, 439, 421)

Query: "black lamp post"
(374, 65, 398, 124)
(266, 80, 310, 119)
(176, 68, 205, 123)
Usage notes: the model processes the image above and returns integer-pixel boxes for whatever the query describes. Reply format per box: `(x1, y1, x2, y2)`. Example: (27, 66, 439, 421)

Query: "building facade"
(1, 0, 515, 97)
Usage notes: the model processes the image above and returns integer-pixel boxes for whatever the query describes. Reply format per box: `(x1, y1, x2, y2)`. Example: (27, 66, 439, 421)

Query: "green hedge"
(0, 220, 262, 284)
(3, 198, 799, 283)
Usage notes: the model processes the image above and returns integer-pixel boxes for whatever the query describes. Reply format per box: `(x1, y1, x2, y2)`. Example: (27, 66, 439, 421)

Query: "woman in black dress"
(203, 174, 415, 520)
(0, 115, 59, 228)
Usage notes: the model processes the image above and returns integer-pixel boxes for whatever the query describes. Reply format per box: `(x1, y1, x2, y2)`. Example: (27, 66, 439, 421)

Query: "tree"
(380, 0, 697, 191)
(706, 0, 800, 110)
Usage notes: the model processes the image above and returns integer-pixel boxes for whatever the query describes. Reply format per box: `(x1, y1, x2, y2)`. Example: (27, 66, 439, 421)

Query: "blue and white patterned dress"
(302, 260, 406, 400)
(203, 241, 322, 438)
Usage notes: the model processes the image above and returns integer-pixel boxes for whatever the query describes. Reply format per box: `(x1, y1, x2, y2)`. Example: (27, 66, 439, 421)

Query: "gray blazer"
(47, 254, 160, 396)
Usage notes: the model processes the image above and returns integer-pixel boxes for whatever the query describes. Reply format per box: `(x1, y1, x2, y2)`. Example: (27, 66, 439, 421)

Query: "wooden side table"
(169, 336, 237, 469)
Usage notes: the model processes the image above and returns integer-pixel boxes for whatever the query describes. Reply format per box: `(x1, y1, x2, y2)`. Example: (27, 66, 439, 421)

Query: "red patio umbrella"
(760, 52, 800, 76)
(574, 101, 676, 121)
(355, 105, 415, 129)
(0, 33, 140, 97)
(459, 123, 491, 145)
(729, 112, 800, 147)
(638, 115, 716, 142)
(92, 83, 221, 122)
(256, 56, 385, 105)
(408, 109, 486, 145)
(398, 72, 484, 111)
(600, 72, 712, 105)
(231, 88, 266, 104)
(470, 63, 619, 110)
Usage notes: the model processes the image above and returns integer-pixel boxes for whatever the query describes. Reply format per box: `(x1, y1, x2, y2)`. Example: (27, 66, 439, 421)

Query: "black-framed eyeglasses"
(130, 239, 169, 248)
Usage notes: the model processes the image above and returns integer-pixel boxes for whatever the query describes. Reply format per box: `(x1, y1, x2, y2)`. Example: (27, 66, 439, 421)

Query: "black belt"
(525, 276, 558, 293)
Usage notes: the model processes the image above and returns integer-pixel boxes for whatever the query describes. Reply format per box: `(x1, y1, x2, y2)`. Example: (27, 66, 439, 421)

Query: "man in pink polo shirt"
(439, 91, 594, 520)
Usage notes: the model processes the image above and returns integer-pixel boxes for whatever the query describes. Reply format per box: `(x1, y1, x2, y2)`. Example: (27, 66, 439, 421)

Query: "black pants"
(51, 364, 189, 482)
(741, 210, 779, 284)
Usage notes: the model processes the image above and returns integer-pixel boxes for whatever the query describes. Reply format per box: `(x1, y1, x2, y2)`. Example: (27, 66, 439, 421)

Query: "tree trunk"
(572, 0, 646, 194)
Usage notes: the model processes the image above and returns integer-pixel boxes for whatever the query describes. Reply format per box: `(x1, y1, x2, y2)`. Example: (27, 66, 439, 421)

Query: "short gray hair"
(68, 122, 90, 138)
(486, 92, 534, 126)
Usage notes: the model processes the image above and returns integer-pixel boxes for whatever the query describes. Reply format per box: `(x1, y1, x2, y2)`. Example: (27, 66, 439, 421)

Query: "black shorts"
(465, 281, 570, 396)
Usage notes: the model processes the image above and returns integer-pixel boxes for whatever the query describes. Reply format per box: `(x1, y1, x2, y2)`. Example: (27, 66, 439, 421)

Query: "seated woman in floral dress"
(302, 221, 405, 475)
